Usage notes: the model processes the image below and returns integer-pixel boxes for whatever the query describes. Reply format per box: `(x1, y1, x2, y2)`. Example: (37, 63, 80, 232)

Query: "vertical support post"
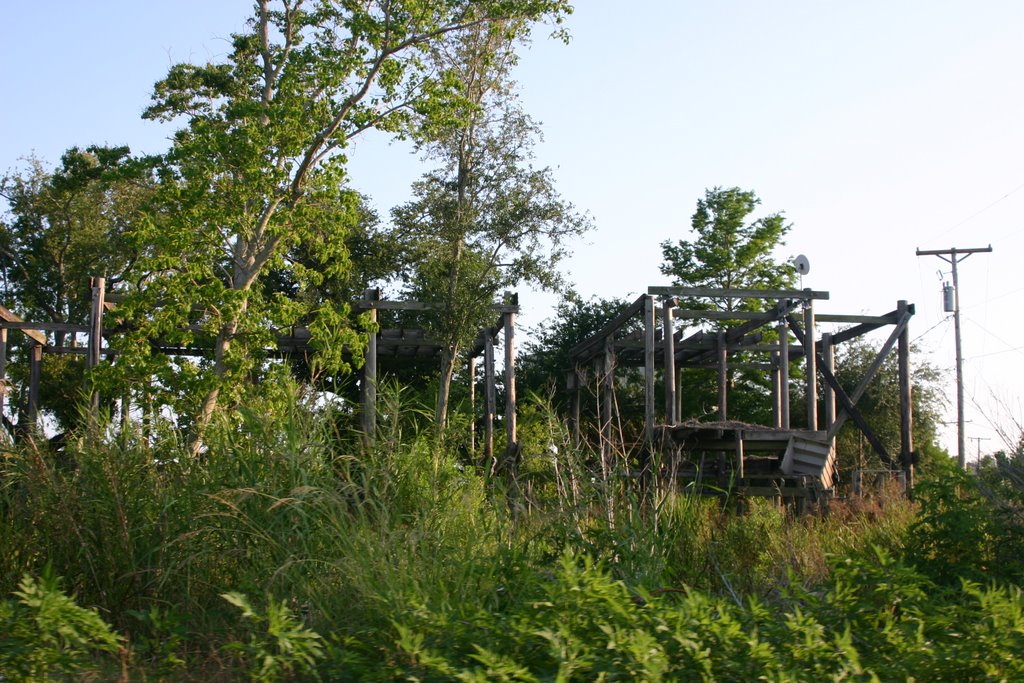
(735, 430, 745, 481)
(717, 330, 727, 420)
(601, 335, 615, 479)
(662, 297, 677, 425)
(484, 331, 496, 465)
(822, 332, 836, 433)
(87, 276, 106, 417)
(568, 369, 581, 447)
(897, 300, 914, 493)
(361, 289, 378, 447)
(778, 302, 790, 429)
(951, 254, 967, 470)
(0, 327, 6, 425)
(503, 311, 518, 457)
(28, 343, 42, 432)
(468, 355, 477, 454)
(770, 350, 782, 428)
(643, 295, 656, 446)
(803, 295, 817, 430)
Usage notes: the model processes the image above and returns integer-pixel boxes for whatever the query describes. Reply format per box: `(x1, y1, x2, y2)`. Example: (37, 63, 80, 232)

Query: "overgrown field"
(2, 390, 1023, 681)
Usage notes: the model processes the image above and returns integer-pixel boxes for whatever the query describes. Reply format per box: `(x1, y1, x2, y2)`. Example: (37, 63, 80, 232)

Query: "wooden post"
(484, 331, 496, 465)
(735, 430, 745, 482)
(717, 330, 727, 420)
(778, 303, 790, 429)
(803, 296, 817, 430)
(853, 469, 863, 497)
(568, 368, 581, 447)
(503, 311, 517, 458)
(87, 277, 106, 417)
(469, 355, 477, 453)
(771, 350, 782, 428)
(0, 327, 6, 423)
(601, 335, 615, 479)
(822, 333, 836, 433)
(361, 289, 378, 446)
(897, 300, 914, 494)
(28, 343, 42, 432)
(662, 297, 677, 425)
(643, 295, 656, 445)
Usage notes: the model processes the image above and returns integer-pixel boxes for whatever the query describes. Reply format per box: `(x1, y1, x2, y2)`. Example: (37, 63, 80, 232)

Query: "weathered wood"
(644, 295, 656, 445)
(816, 312, 900, 325)
(897, 300, 914, 492)
(735, 430, 745, 480)
(483, 331, 495, 471)
(569, 294, 645, 361)
(362, 291, 378, 446)
(771, 350, 781, 429)
(87, 277, 106, 418)
(803, 300, 817, 430)
(601, 334, 615, 479)
(717, 330, 728, 420)
(503, 311, 517, 459)
(648, 286, 830, 301)
(822, 333, 836, 432)
(778, 305, 790, 429)
(0, 321, 89, 334)
(0, 327, 7, 418)
(568, 368, 581, 446)
(0, 305, 47, 345)
(817, 361, 895, 467)
(28, 343, 42, 432)
(662, 298, 677, 424)
(469, 356, 477, 453)
(673, 309, 779, 322)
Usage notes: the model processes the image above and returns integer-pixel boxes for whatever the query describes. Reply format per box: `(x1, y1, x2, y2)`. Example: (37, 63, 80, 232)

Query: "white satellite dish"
(794, 254, 811, 276)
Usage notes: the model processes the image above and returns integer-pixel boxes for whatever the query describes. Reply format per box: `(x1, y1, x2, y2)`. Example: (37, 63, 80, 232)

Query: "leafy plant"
(222, 591, 325, 683)
(0, 569, 122, 680)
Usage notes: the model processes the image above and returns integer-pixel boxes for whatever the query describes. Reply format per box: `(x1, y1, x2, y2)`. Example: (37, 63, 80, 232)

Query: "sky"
(3, 1, 1024, 460)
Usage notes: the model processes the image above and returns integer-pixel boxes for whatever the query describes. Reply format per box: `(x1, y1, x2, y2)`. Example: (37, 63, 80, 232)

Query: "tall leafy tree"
(660, 187, 794, 313)
(392, 21, 589, 427)
(659, 187, 796, 424)
(119, 0, 573, 449)
(0, 147, 150, 432)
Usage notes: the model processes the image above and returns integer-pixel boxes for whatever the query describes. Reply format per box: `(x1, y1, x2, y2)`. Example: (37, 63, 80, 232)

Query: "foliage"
(659, 186, 795, 313)
(0, 569, 122, 681)
(0, 146, 151, 433)
(390, 20, 590, 425)
(112, 0, 574, 444)
(222, 591, 325, 682)
(831, 337, 947, 474)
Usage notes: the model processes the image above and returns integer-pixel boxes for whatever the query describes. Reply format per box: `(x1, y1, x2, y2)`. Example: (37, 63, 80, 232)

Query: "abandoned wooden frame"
(1, 281, 521, 462)
(565, 285, 916, 495)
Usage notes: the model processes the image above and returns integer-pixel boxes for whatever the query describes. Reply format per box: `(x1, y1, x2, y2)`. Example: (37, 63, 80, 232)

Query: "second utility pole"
(916, 245, 992, 469)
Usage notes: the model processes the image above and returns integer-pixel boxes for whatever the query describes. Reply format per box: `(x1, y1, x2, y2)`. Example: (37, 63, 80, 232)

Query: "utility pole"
(916, 245, 992, 470)
(969, 436, 990, 474)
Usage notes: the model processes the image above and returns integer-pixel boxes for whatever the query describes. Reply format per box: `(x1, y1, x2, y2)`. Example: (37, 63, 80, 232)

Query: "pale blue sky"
(4, 1, 1024, 457)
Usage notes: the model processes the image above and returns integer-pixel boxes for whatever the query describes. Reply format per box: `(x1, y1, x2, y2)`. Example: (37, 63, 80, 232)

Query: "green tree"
(0, 146, 150, 432)
(659, 187, 795, 424)
(391, 20, 589, 428)
(660, 186, 795, 313)
(119, 0, 573, 450)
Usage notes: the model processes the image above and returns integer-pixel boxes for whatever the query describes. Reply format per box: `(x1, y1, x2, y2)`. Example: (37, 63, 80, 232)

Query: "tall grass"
(0, 385, 1013, 679)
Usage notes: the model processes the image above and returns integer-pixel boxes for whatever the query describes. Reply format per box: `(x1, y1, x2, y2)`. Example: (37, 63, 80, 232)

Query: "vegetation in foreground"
(1, 386, 1023, 681)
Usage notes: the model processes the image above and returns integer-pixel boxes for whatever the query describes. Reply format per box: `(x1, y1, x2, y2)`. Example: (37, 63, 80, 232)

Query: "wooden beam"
(804, 300, 817, 430)
(648, 285, 830, 301)
(779, 304, 790, 429)
(673, 309, 780, 322)
(569, 294, 646, 361)
(28, 343, 41, 432)
(601, 334, 615, 479)
(717, 330, 728, 420)
(816, 313, 900, 325)
(87, 277, 106, 418)
(0, 305, 47, 345)
(0, 321, 89, 334)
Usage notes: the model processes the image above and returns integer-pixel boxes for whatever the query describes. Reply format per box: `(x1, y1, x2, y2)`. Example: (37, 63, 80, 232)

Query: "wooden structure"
(0, 281, 520, 461)
(566, 286, 916, 500)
